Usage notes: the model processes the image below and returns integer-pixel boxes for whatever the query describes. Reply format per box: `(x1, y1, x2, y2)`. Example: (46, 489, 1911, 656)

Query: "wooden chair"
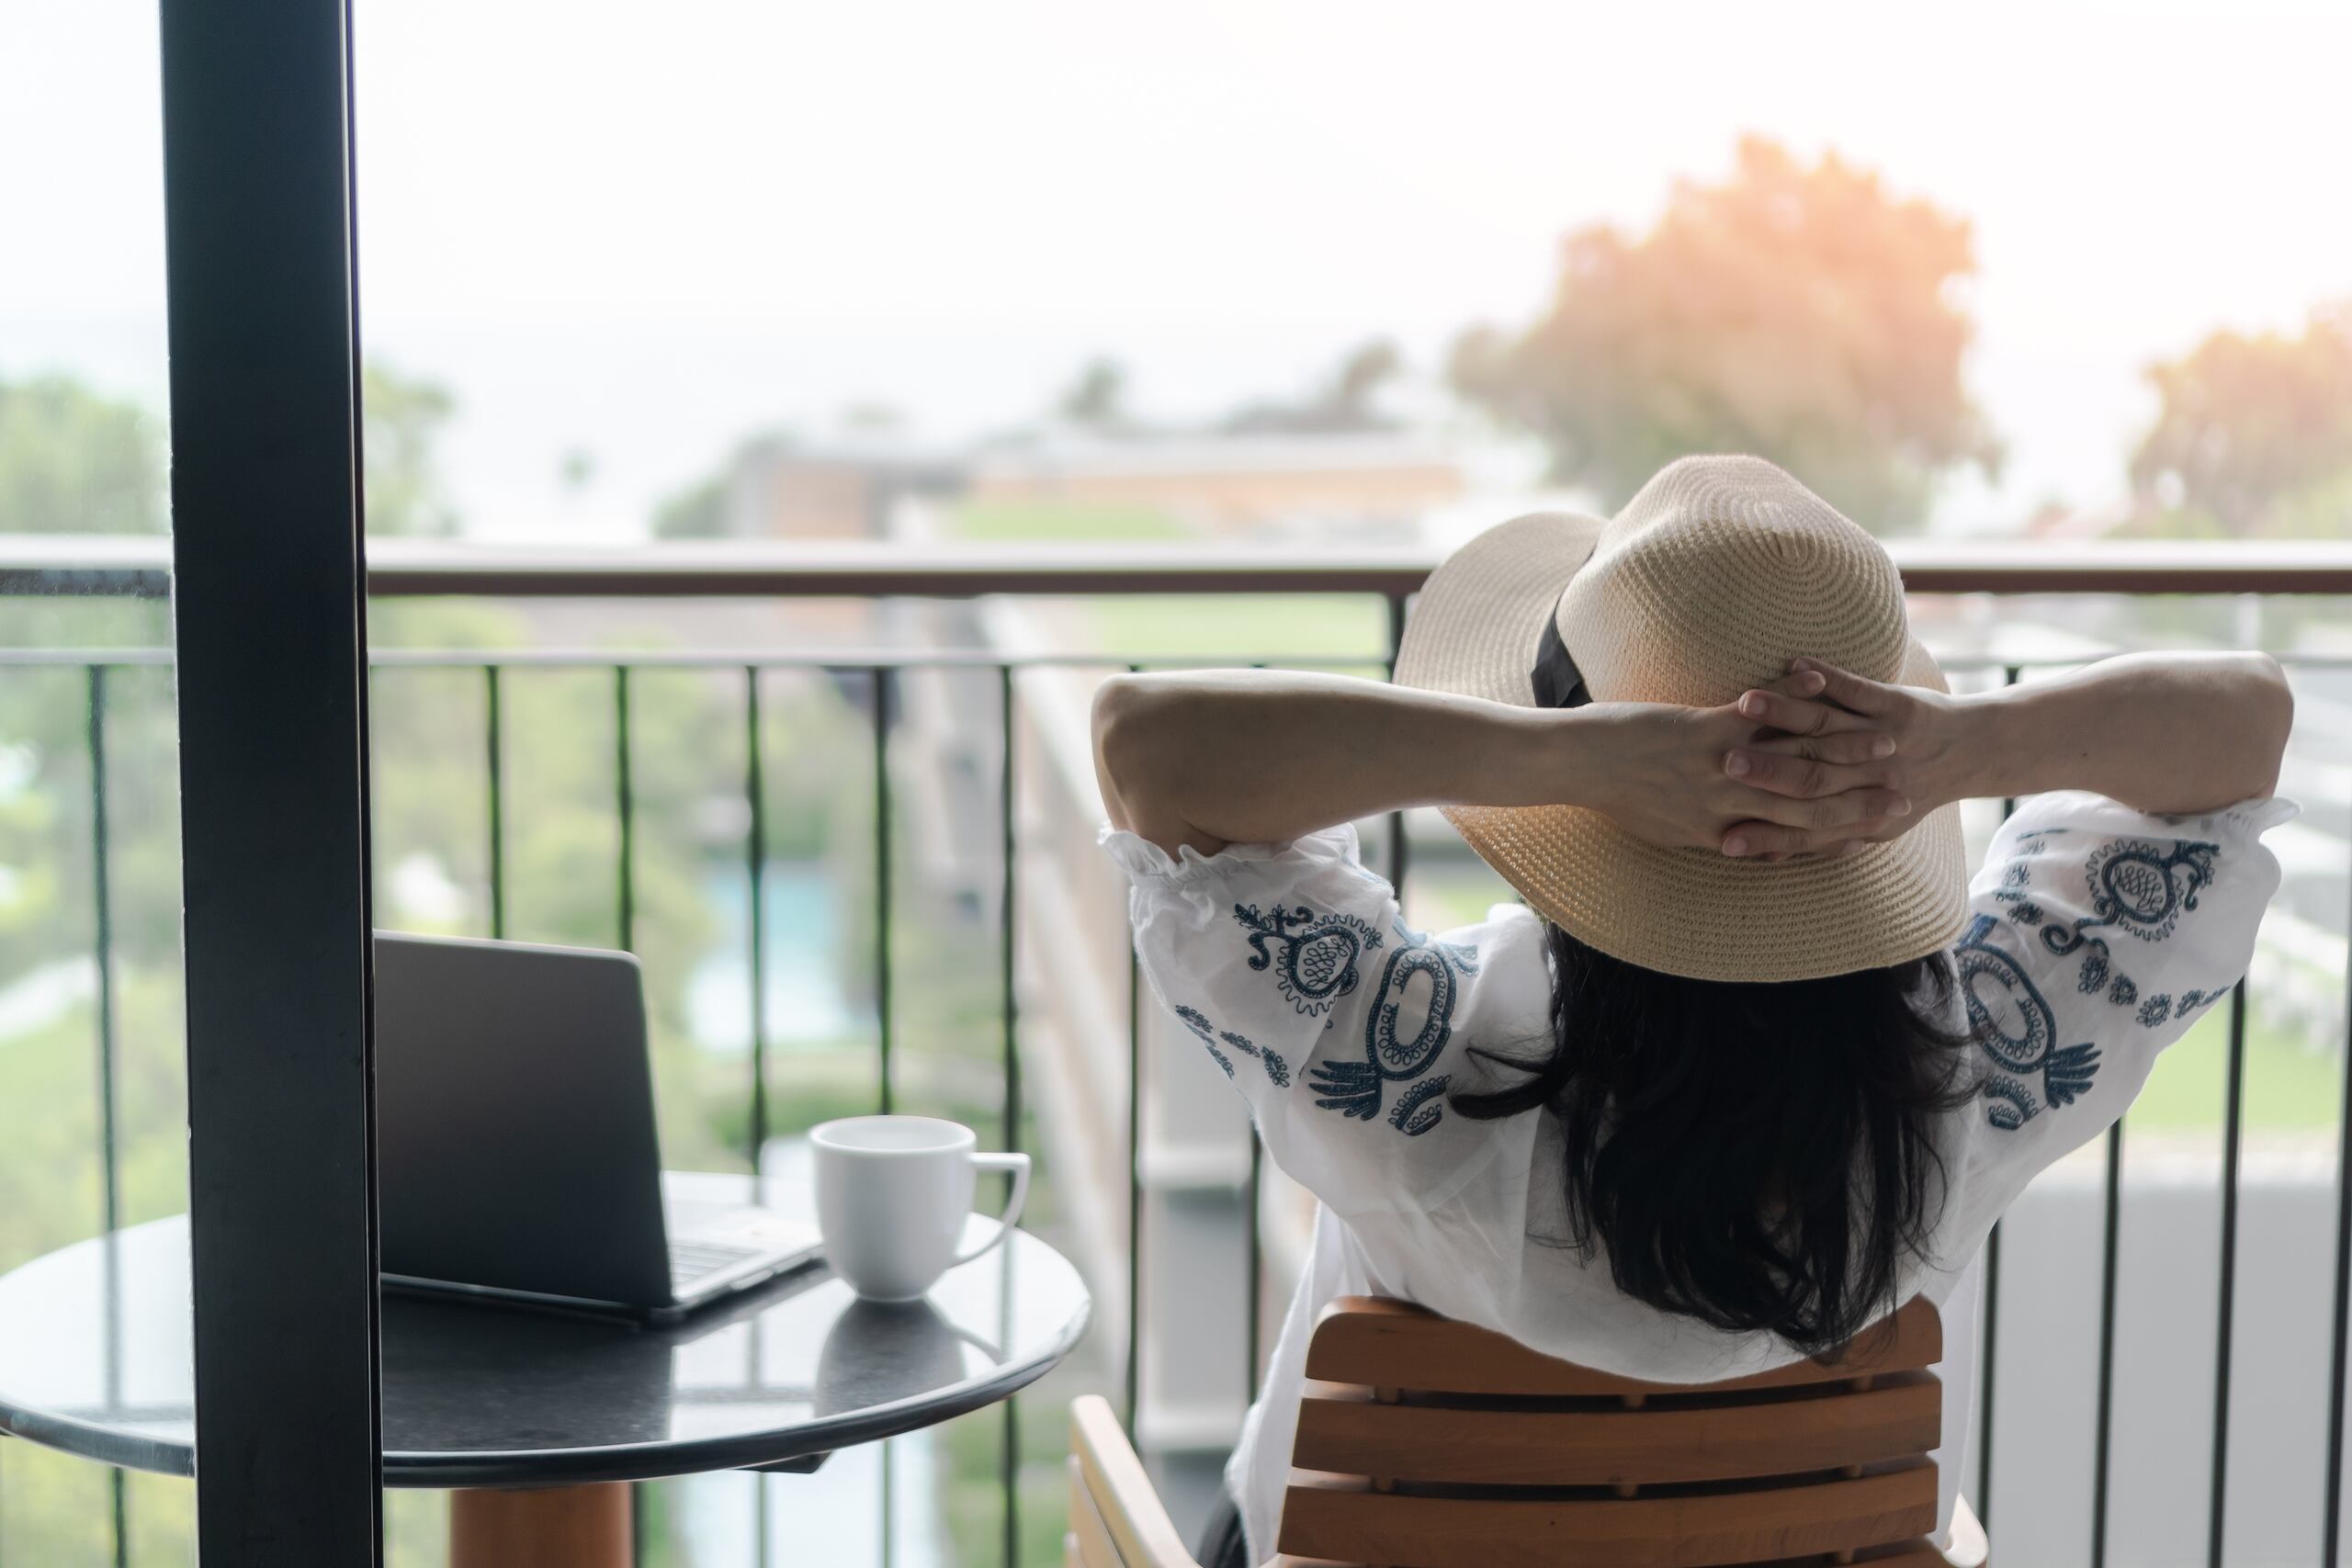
(1069, 1393, 1200, 1567)
(1065, 1296, 1988, 1568)
(1279, 1295, 1986, 1568)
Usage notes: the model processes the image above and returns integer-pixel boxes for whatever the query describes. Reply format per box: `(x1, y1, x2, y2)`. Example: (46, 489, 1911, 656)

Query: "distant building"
(967, 431, 1464, 540)
(713, 435, 966, 539)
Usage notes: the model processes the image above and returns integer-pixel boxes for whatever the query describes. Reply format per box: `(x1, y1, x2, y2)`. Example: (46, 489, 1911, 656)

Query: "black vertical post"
(483, 665, 504, 940)
(2090, 1122, 2123, 1567)
(92, 669, 127, 1568)
(1976, 663, 2021, 1534)
(87, 664, 122, 1239)
(744, 668, 768, 1171)
(1125, 668, 1144, 1435)
(2210, 982, 2249, 1568)
(998, 664, 1022, 1568)
(1246, 1138, 1263, 1403)
(873, 666, 894, 1115)
(2324, 852, 2352, 1565)
(615, 666, 635, 951)
(1384, 592, 1410, 891)
(159, 0, 381, 1554)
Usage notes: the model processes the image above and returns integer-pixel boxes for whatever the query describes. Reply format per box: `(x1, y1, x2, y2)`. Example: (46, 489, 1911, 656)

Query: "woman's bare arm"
(1091, 668, 1909, 858)
(1718, 651, 2293, 856)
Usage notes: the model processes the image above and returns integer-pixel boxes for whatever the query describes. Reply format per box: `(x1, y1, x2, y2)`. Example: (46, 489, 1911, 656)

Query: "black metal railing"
(6, 543, 2352, 1566)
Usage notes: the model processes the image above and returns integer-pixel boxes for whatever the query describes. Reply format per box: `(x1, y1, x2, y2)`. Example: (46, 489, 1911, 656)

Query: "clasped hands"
(1588, 658, 1963, 861)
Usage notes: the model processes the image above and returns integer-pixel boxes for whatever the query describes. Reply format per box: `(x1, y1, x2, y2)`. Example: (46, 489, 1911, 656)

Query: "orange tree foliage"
(1453, 137, 1998, 533)
(2129, 303, 2352, 537)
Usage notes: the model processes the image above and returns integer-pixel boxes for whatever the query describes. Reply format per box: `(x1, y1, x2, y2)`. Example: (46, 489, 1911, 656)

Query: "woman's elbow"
(1092, 674, 1163, 824)
(2241, 651, 2295, 795)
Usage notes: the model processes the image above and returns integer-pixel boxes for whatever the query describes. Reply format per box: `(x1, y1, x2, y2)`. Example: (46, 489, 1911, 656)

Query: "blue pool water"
(685, 863, 861, 1051)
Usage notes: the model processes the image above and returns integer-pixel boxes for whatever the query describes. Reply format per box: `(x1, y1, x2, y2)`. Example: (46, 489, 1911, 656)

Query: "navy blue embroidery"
(2177, 985, 2234, 1016)
(1957, 914, 2102, 1132)
(2001, 838, 2223, 1008)
(1173, 1005, 1237, 1077)
(2042, 839, 2219, 956)
(1171, 1003, 1291, 1089)
(1308, 924, 1479, 1134)
(1388, 1077, 1451, 1136)
(2138, 994, 2173, 1027)
(1220, 1029, 1291, 1089)
(1234, 902, 1381, 1017)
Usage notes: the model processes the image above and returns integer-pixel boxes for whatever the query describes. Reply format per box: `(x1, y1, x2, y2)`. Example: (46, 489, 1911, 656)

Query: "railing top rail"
(10, 535, 2352, 599)
(14, 645, 2352, 672)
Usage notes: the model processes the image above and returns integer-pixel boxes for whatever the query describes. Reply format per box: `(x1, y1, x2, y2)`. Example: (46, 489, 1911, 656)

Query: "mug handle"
(952, 1151, 1031, 1267)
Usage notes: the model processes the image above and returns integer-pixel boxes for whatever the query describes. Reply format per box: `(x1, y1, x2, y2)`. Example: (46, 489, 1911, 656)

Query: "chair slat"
(1275, 1537, 1955, 1567)
(1277, 1463, 1938, 1568)
(1293, 1373, 1940, 1486)
(1069, 1395, 1198, 1568)
(1067, 1456, 1130, 1568)
(1304, 1296, 1942, 1398)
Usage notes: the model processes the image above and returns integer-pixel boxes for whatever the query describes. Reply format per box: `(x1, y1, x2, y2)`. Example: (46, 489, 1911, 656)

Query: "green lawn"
(2129, 1001, 2339, 1133)
(944, 500, 1191, 543)
(939, 497, 1393, 663)
(1086, 594, 1390, 664)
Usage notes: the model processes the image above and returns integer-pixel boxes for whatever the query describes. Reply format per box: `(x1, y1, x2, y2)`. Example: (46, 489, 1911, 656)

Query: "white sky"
(4, 0, 2349, 540)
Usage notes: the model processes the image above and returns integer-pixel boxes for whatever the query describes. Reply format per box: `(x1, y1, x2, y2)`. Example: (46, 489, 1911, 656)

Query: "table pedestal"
(450, 1482, 631, 1568)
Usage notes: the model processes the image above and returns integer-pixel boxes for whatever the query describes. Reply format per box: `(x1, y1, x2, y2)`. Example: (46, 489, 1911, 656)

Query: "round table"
(0, 1172, 1091, 1566)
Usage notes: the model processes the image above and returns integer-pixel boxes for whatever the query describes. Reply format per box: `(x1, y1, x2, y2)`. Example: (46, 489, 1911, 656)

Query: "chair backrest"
(1068, 1394, 1201, 1568)
(1279, 1295, 1948, 1568)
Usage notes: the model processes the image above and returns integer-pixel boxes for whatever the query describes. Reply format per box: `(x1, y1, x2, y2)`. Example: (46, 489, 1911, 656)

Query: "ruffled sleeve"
(1100, 821, 1546, 1218)
(1952, 791, 2295, 1222)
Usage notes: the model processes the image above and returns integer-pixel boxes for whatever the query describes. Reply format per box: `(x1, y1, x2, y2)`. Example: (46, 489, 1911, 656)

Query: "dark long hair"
(1451, 923, 1974, 1354)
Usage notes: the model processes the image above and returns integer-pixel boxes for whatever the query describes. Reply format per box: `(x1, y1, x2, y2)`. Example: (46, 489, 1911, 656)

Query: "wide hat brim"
(1392, 510, 1967, 984)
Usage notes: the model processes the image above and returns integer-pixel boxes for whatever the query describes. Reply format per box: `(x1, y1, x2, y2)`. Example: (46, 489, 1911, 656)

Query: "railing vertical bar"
(615, 665, 635, 950)
(88, 665, 121, 1239)
(999, 663, 1022, 1568)
(484, 666, 505, 939)
(1977, 660, 2021, 1532)
(2090, 1120, 2123, 1568)
(1384, 592, 1409, 890)
(1125, 661, 1145, 1434)
(89, 665, 129, 1568)
(1240, 660, 1268, 1408)
(745, 668, 769, 1171)
(874, 666, 894, 1115)
(2209, 980, 2249, 1568)
(1246, 1136, 1263, 1404)
(2324, 841, 2352, 1565)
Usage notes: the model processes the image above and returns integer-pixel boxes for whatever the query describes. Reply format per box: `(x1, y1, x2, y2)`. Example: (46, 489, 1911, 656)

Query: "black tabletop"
(0, 1172, 1090, 1487)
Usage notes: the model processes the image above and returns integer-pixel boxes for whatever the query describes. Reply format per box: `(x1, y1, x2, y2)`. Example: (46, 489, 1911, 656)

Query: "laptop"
(372, 931, 821, 1322)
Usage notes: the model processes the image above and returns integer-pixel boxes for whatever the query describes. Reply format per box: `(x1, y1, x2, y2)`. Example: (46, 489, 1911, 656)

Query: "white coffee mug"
(810, 1115, 1030, 1302)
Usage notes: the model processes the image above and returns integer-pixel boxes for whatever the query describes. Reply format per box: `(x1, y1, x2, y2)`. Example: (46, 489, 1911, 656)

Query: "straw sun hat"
(1392, 455, 1967, 984)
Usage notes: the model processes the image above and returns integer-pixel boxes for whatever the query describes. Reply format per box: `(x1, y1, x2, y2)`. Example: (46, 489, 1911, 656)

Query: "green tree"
(1057, 358, 1128, 429)
(652, 472, 730, 539)
(2128, 301, 2352, 536)
(1452, 136, 1999, 532)
(1224, 337, 1403, 434)
(0, 372, 164, 534)
(362, 358, 461, 537)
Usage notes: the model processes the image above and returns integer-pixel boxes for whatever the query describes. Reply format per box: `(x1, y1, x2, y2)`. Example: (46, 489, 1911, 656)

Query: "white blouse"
(1102, 790, 2293, 1566)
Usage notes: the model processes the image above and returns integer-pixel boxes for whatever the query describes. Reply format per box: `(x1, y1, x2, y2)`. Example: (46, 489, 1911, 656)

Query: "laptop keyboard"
(670, 1238, 760, 1290)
